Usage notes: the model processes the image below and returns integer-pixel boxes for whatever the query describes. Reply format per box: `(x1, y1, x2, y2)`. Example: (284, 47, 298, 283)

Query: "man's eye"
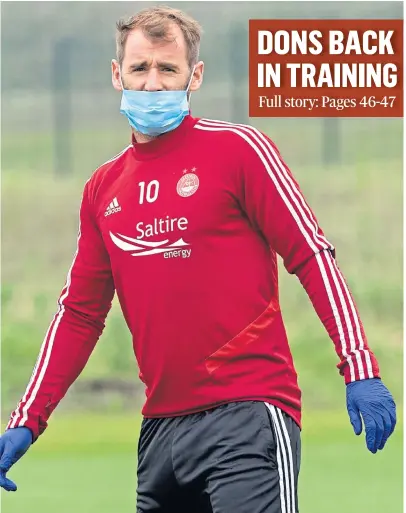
(163, 68, 175, 72)
(133, 67, 145, 72)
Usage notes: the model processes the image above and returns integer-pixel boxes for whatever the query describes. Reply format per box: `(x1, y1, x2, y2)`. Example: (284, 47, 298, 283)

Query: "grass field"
(0, 410, 403, 513)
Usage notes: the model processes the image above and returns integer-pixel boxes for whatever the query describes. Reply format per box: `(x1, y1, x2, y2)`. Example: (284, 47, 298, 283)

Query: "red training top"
(8, 116, 380, 439)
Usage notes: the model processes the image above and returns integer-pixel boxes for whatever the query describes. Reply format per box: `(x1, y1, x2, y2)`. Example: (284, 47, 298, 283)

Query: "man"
(0, 6, 396, 513)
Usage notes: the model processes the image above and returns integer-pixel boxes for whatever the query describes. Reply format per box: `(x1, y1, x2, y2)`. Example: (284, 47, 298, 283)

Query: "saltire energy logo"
(109, 215, 192, 259)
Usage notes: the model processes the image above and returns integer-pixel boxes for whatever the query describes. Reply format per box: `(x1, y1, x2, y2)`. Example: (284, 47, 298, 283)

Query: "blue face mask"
(119, 67, 195, 137)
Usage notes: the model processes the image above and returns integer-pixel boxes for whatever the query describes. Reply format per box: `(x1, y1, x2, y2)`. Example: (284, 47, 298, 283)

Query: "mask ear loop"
(186, 65, 197, 111)
(119, 69, 125, 91)
(186, 65, 196, 92)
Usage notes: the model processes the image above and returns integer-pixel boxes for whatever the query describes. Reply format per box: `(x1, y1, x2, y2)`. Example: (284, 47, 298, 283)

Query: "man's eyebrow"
(158, 61, 180, 71)
(129, 61, 149, 70)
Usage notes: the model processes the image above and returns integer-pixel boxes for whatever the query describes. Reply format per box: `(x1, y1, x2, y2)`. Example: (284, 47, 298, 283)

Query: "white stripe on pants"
(265, 403, 297, 513)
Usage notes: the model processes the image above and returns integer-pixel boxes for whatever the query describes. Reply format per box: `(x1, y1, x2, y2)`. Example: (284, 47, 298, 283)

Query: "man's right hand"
(0, 427, 33, 491)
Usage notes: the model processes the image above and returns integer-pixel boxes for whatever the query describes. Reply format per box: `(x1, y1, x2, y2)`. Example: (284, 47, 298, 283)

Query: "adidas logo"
(104, 198, 121, 217)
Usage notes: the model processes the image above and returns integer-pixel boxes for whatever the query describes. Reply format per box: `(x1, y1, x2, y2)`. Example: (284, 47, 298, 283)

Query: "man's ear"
(112, 59, 123, 92)
(190, 61, 204, 92)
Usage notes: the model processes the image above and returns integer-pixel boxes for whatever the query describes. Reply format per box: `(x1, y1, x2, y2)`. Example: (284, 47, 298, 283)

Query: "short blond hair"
(116, 5, 202, 69)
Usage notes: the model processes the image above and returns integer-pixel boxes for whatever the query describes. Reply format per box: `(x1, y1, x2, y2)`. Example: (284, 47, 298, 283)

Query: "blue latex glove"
(346, 377, 396, 453)
(0, 427, 33, 492)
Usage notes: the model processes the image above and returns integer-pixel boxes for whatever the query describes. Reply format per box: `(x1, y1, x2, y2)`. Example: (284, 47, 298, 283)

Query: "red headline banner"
(249, 19, 403, 118)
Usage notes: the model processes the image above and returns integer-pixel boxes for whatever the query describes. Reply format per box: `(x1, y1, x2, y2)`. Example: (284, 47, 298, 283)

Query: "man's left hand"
(346, 377, 396, 453)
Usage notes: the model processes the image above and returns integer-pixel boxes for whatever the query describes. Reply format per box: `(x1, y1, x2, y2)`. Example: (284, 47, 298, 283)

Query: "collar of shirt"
(130, 114, 199, 161)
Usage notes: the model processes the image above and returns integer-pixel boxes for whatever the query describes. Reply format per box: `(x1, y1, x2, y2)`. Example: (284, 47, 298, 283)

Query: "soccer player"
(0, 6, 397, 513)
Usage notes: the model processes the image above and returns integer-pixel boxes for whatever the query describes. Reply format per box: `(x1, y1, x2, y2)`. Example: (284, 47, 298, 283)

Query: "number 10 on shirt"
(139, 180, 160, 204)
